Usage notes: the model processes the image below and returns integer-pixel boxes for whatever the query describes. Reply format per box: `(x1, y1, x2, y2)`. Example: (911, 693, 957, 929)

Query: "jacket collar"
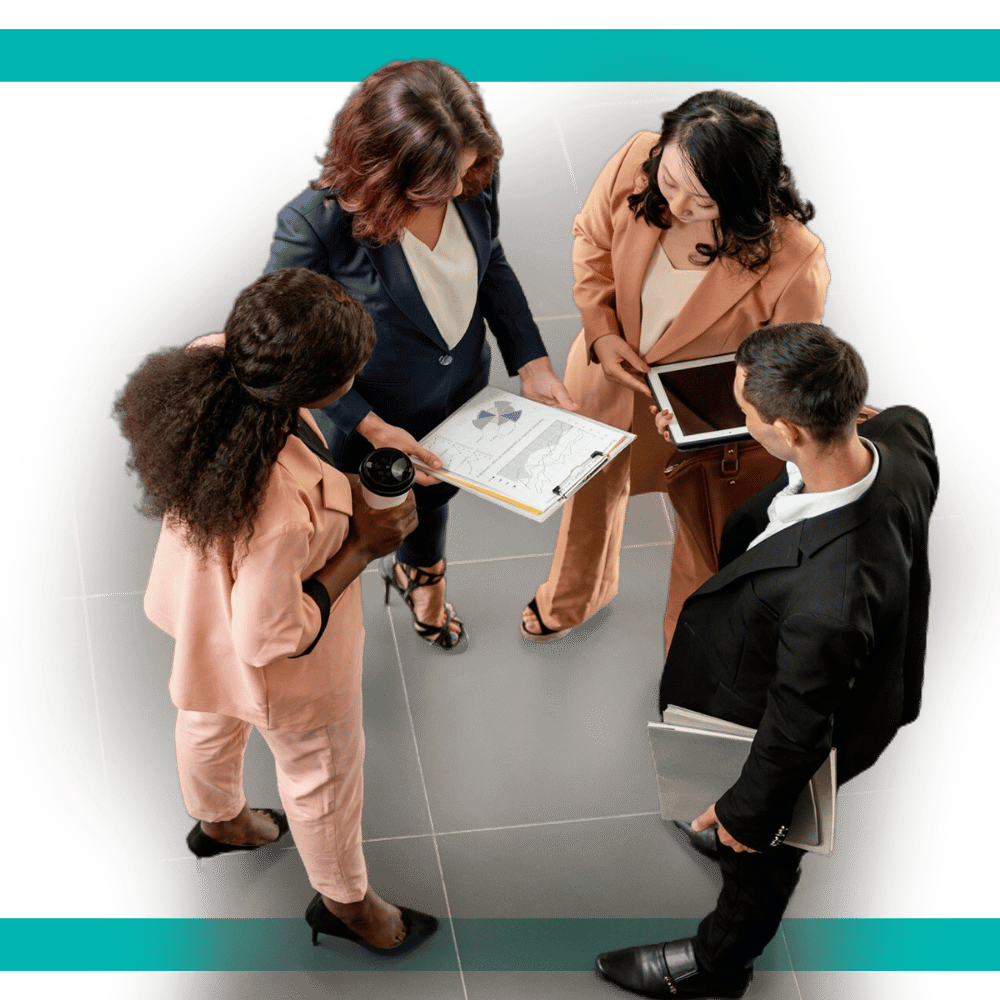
(275, 412, 353, 515)
(358, 197, 489, 352)
(692, 439, 891, 597)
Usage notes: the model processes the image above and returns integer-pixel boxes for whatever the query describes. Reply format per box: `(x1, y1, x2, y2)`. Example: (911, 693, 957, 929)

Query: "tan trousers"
(534, 448, 715, 652)
(175, 691, 368, 903)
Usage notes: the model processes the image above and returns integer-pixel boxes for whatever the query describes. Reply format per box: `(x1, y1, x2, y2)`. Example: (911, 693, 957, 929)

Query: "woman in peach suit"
(521, 91, 829, 647)
(116, 269, 437, 953)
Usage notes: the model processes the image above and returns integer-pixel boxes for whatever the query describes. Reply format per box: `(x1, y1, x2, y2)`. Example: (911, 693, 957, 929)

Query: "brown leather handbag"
(662, 439, 785, 573)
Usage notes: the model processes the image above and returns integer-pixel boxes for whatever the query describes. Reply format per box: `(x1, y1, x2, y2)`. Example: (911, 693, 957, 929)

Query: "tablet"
(645, 354, 752, 451)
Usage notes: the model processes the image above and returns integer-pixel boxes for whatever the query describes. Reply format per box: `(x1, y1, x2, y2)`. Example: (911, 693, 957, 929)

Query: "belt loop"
(721, 443, 739, 476)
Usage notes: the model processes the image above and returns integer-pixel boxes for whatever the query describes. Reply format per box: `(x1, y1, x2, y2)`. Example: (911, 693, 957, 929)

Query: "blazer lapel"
(616, 221, 661, 351)
(453, 196, 491, 284)
(361, 241, 449, 351)
(694, 522, 804, 597)
(644, 256, 762, 365)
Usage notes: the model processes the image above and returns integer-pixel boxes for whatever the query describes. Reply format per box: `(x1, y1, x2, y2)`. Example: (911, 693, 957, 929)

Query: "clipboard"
(648, 705, 836, 856)
(416, 387, 635, 522)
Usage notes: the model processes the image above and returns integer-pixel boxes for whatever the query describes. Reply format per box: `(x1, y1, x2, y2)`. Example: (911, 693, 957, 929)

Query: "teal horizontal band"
(0, 29, 998, 82)
(1, 918, 998, 971)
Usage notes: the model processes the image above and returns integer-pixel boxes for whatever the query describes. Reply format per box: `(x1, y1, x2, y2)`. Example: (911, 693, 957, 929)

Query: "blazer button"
(438, 354, 453, 366)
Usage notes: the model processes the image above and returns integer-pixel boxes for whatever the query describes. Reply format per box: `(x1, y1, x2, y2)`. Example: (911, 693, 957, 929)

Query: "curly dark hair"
(627, 90, 815, 272)
(312, 59, 503, 246)
(115, 269, 376, 560)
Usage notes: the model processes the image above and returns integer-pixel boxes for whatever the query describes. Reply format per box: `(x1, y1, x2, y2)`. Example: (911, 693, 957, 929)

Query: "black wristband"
(289, 578, 332, 658)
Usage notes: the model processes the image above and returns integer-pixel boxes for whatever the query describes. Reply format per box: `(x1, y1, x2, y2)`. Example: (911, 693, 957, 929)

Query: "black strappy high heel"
(304, 892, 439, 953)
(379, 556, 468, 652)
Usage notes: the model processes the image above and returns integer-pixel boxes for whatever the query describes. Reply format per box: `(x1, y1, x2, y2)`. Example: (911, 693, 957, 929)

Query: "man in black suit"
(596, 323, 938, 999)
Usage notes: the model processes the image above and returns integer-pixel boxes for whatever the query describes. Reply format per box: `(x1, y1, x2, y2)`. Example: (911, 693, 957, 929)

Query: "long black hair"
(627, 90, 815, 271)
(115, 269, 375, 559)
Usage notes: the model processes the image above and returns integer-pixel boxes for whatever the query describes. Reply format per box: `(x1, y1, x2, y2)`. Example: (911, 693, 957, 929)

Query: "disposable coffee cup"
(359, 448, 415, 509)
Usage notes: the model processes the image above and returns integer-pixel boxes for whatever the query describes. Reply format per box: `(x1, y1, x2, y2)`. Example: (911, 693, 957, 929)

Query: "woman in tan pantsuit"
(521, 91, 829, 648)
(116, 270, 437, 953)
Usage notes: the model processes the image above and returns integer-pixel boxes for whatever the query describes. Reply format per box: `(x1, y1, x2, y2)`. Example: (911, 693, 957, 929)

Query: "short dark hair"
(115, 269, 375, 559)
(628, 90, 815, 272)
(313, 59, 503, 246)
(735, 323, 868, 443)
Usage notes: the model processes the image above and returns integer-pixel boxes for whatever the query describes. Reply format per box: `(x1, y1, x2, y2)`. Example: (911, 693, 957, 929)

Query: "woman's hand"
(346, 477, 419, 563)
(591, 335, 653, 397)
(650, 403, 676, 443)
(356, 411, 444, 486)
(517, 356, 578, 411)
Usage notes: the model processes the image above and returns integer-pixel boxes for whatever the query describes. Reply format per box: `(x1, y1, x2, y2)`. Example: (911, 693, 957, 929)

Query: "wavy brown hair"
(313, 59, 503, 245)
(115, 269, 375, 561)
(627, 90, 815, 272)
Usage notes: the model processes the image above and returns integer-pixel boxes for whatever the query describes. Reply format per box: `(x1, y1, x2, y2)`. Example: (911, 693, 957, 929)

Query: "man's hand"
(518, 356, 579, 411)
(692, 803, 756, 854)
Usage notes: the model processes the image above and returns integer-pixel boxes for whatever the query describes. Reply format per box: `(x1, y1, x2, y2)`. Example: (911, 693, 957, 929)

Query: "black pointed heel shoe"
(305, 891, 439, 953)
(672, 819, 721, 861)
(186, 808, 289, 858)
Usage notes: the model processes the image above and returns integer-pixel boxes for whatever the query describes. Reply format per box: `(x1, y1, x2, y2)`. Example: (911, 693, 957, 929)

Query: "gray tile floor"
(27, 81, 996, 997)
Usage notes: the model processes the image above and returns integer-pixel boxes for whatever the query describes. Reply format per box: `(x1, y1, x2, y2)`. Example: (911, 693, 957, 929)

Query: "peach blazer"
(144, 338, 362, 732)
(565, 131, 830, 495)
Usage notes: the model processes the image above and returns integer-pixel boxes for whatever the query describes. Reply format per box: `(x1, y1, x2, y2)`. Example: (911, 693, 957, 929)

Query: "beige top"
(400, 200, 478, 349)
(639, 242, 708, 356)
(144, 335, 364, 731)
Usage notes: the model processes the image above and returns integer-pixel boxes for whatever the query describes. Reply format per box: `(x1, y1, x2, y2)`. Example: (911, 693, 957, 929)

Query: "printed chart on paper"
(418, 386, 635, 521)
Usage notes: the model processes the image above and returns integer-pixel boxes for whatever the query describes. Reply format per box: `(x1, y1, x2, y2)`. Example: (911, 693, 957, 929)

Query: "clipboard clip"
(552, 451, 607, 498)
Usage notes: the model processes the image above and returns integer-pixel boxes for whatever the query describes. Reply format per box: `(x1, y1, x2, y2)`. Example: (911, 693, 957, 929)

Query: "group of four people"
(116, 60, 937, 997)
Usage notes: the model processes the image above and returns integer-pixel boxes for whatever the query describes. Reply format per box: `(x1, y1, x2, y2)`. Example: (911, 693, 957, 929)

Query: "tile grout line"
(78, 542, 673, 597)
(386, 605, 469, 1000)
(362, 544, 674, 576)
(155, 810, 666, 862)
(659, 492, 677, 543)
(72, 502, 110, 794)
(779, 922, 805, 1000)
(553, 113, 582, 213)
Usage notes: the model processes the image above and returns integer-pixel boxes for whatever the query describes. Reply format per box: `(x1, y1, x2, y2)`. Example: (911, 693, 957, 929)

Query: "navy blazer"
(659, 407, 938, 852)
(264, 174, 547, 471)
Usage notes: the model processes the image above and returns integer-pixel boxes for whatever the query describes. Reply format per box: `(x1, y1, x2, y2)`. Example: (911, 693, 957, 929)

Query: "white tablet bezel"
(645, 353, 752, 451)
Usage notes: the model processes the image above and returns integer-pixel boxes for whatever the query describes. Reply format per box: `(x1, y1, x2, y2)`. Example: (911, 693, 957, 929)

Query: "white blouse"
(639, 240, 708, 357)
(400, 201, 478, 350)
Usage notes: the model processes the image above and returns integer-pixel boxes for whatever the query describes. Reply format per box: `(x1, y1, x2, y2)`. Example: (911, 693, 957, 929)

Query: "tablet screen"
(653, 359, 744, 435)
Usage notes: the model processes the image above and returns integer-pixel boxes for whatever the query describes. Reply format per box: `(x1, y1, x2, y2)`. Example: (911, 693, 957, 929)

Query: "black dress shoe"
(595, 937, 750, 998)
(186, 808, 289, 858)
(304, 892, 439, 954)
(672, 820, 720, 861)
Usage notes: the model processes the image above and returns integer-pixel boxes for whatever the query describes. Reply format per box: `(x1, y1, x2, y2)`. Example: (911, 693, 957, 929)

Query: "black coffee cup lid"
(359, 448, 415, 496)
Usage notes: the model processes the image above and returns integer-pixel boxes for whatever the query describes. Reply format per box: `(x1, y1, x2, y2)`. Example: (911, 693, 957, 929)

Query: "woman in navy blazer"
(265, 60, 574, 650)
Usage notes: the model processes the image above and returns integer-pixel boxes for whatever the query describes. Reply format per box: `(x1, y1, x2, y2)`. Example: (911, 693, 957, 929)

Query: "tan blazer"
(144, 337, 363, 732)
(563, 131, 830, 495)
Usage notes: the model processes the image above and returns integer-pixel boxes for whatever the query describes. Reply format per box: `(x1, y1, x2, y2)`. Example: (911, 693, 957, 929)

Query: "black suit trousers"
(693, 843, 806, 973)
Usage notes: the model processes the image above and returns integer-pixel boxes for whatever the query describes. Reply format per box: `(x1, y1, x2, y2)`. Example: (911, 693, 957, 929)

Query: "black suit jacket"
(659, 407, 938, 852)
(264, 175, 547, 471)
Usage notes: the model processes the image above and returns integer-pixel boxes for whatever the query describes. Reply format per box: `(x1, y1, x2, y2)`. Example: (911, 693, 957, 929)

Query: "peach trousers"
(534, 448, 715, 652)
(175, 690, 368, 902)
